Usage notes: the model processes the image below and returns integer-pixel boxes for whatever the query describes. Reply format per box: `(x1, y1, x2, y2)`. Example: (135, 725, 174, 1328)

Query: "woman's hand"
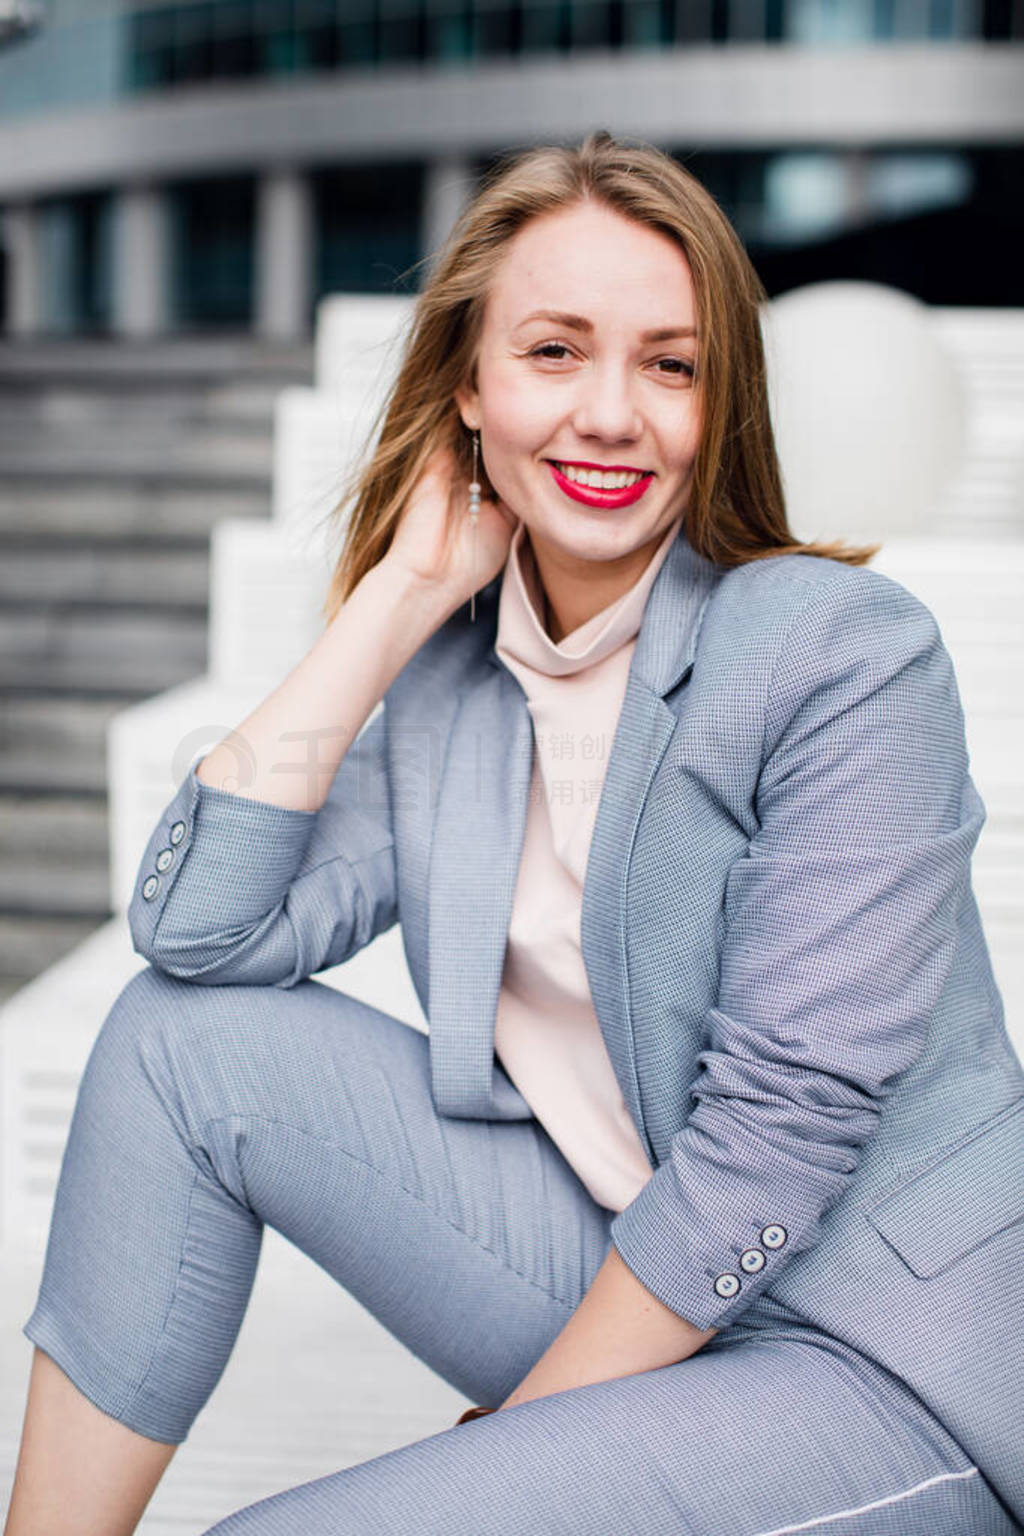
(385, 443, 519, 609)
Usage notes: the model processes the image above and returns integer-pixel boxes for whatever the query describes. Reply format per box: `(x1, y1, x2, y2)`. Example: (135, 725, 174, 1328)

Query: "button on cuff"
(761, 1225, 788, 1250)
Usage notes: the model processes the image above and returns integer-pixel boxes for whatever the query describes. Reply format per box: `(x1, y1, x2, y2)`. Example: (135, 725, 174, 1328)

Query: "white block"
(271, 384, 384, 535)
(870, 540, 1024, 727)
(985, 927, 1024, 1070)
(314, 293, 414, 400)
(208, 518, 330, 690)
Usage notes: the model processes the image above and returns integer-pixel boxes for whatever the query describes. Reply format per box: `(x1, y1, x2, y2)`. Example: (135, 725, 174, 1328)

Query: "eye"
(653, 357, 696, 378)
(525, 342, 696, 380)
(528, 342, 573, 361)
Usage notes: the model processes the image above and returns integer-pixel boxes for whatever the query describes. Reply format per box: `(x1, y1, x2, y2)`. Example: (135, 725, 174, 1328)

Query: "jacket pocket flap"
(865, 1096, 1024, 1279)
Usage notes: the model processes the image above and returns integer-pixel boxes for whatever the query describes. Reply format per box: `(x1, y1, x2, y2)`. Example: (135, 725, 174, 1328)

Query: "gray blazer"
(129, 528, 1024, 1522)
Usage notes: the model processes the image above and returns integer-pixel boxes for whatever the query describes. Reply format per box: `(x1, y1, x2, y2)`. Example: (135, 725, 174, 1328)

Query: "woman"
(6, 132, 1024, 1535)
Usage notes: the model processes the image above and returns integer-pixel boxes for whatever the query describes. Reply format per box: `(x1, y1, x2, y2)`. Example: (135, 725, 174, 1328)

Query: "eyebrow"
(513, 309, 697, 343)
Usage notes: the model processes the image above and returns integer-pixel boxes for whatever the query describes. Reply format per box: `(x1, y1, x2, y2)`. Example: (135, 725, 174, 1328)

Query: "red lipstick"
(546, 460, 654, 509)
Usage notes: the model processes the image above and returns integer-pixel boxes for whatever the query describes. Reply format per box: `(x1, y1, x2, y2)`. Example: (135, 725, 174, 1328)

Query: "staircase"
(0, 338, 314, 1006)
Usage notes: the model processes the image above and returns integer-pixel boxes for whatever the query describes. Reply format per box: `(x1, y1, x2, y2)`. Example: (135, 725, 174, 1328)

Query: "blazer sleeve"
(609, 570, 987, 1331)
(127, 704, 397, 988)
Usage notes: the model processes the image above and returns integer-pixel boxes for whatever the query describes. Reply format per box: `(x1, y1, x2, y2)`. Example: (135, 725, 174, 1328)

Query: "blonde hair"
(318, 130, 879, 626)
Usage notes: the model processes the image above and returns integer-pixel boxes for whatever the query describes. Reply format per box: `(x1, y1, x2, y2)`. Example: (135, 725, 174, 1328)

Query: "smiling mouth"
(548, 460, 653, 490)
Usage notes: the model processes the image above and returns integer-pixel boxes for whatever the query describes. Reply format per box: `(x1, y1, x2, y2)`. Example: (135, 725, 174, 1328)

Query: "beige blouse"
(492, 512, 684, 1211)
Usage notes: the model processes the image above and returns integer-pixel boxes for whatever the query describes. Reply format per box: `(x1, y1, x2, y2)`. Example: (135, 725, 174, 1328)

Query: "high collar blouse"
(490, 512, 683, 1211)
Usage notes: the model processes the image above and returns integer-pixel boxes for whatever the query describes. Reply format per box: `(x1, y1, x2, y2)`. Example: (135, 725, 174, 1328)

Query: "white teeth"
(556, 463, 646, 490)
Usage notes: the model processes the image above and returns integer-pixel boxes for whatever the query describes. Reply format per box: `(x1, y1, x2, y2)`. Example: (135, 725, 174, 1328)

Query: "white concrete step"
(0, 396, 278, 437)
(0, 434, 274, 480)
(314, 294, 413, 397)
(0, 609, 208, 694)
(0, 696, 119, 794)
(0, 481, 271, 541)
(0, 913, 105, 992)
(0, 541, 210, 609)
(929, 310, 1024, 538)
(0, 796, 109, 913)
(0, 344, 292, 383)
(0, 459, 270, 493)
(207, 518, 330, 687)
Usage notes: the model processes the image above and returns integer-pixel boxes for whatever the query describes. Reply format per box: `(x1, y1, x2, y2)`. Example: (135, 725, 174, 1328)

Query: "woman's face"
(455, 198, 701, 622)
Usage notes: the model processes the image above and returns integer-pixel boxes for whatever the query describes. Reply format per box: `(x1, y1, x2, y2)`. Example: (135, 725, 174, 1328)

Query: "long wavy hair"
(318, 130, 878, 626)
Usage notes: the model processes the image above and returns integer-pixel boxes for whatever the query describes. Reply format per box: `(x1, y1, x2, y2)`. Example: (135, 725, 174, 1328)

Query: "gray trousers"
(22, 967, 1021, 1534)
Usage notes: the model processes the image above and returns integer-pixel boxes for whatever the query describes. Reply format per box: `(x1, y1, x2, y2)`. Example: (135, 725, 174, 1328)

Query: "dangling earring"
(468, 430, 481, 623)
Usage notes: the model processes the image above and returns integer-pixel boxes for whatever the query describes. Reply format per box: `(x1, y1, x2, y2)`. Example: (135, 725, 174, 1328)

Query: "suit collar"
(485, 519, 720, 698)
(429, 521, 722, 1136)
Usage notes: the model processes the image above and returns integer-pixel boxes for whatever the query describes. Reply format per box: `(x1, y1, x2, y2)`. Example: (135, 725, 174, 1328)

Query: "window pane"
(313, 162, 423, 296)
(338, 0, 377, 63)
(427, 7, 473, 58)
(294, 0, 339, 64)
(377, 0, 422, 60)
(171, 177, 255, 328)
(473, 0, 520, 54)
(623, 0, 671, 45)
(210, 0, 258, 73)
(173, 1, 215, 81)
(520, 1, 570, 49)
(569, 0, 613, 47)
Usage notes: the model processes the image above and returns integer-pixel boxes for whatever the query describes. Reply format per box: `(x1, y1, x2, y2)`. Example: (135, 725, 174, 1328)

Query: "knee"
(102, 963, 209, 1049)
(85, 965, 189, 1081)
(95, 967, 393, 1103)
(113, 962, 199, 1018)
(82, 967, 300, 1137)
(99, 965, 342, 1075)
(95, 965, 270, 1083)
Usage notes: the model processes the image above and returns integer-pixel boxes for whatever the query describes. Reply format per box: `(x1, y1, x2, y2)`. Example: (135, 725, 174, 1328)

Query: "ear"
(454, 378, 480, 432)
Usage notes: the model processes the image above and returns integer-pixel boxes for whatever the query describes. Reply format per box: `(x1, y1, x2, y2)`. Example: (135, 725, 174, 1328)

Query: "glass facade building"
(123, 0, 1020, 92)
(0, 0, 1021, 335)
(8, 0, 1016, 129)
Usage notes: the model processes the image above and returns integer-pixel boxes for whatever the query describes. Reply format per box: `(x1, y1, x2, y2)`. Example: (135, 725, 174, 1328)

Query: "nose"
(570, 361, 643, 445)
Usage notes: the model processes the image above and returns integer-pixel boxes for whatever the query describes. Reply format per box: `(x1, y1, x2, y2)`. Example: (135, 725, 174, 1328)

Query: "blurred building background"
(0, 0, 1022, 336)
(0, 3, 1021, 1004)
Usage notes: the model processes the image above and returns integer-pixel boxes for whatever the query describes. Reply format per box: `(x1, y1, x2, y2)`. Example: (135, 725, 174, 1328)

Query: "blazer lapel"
(427, 659, 535, 1119)
(580, 531, 720, 1162)
(426, 525, 720, 1134)
(579, 678, 682, 1165)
